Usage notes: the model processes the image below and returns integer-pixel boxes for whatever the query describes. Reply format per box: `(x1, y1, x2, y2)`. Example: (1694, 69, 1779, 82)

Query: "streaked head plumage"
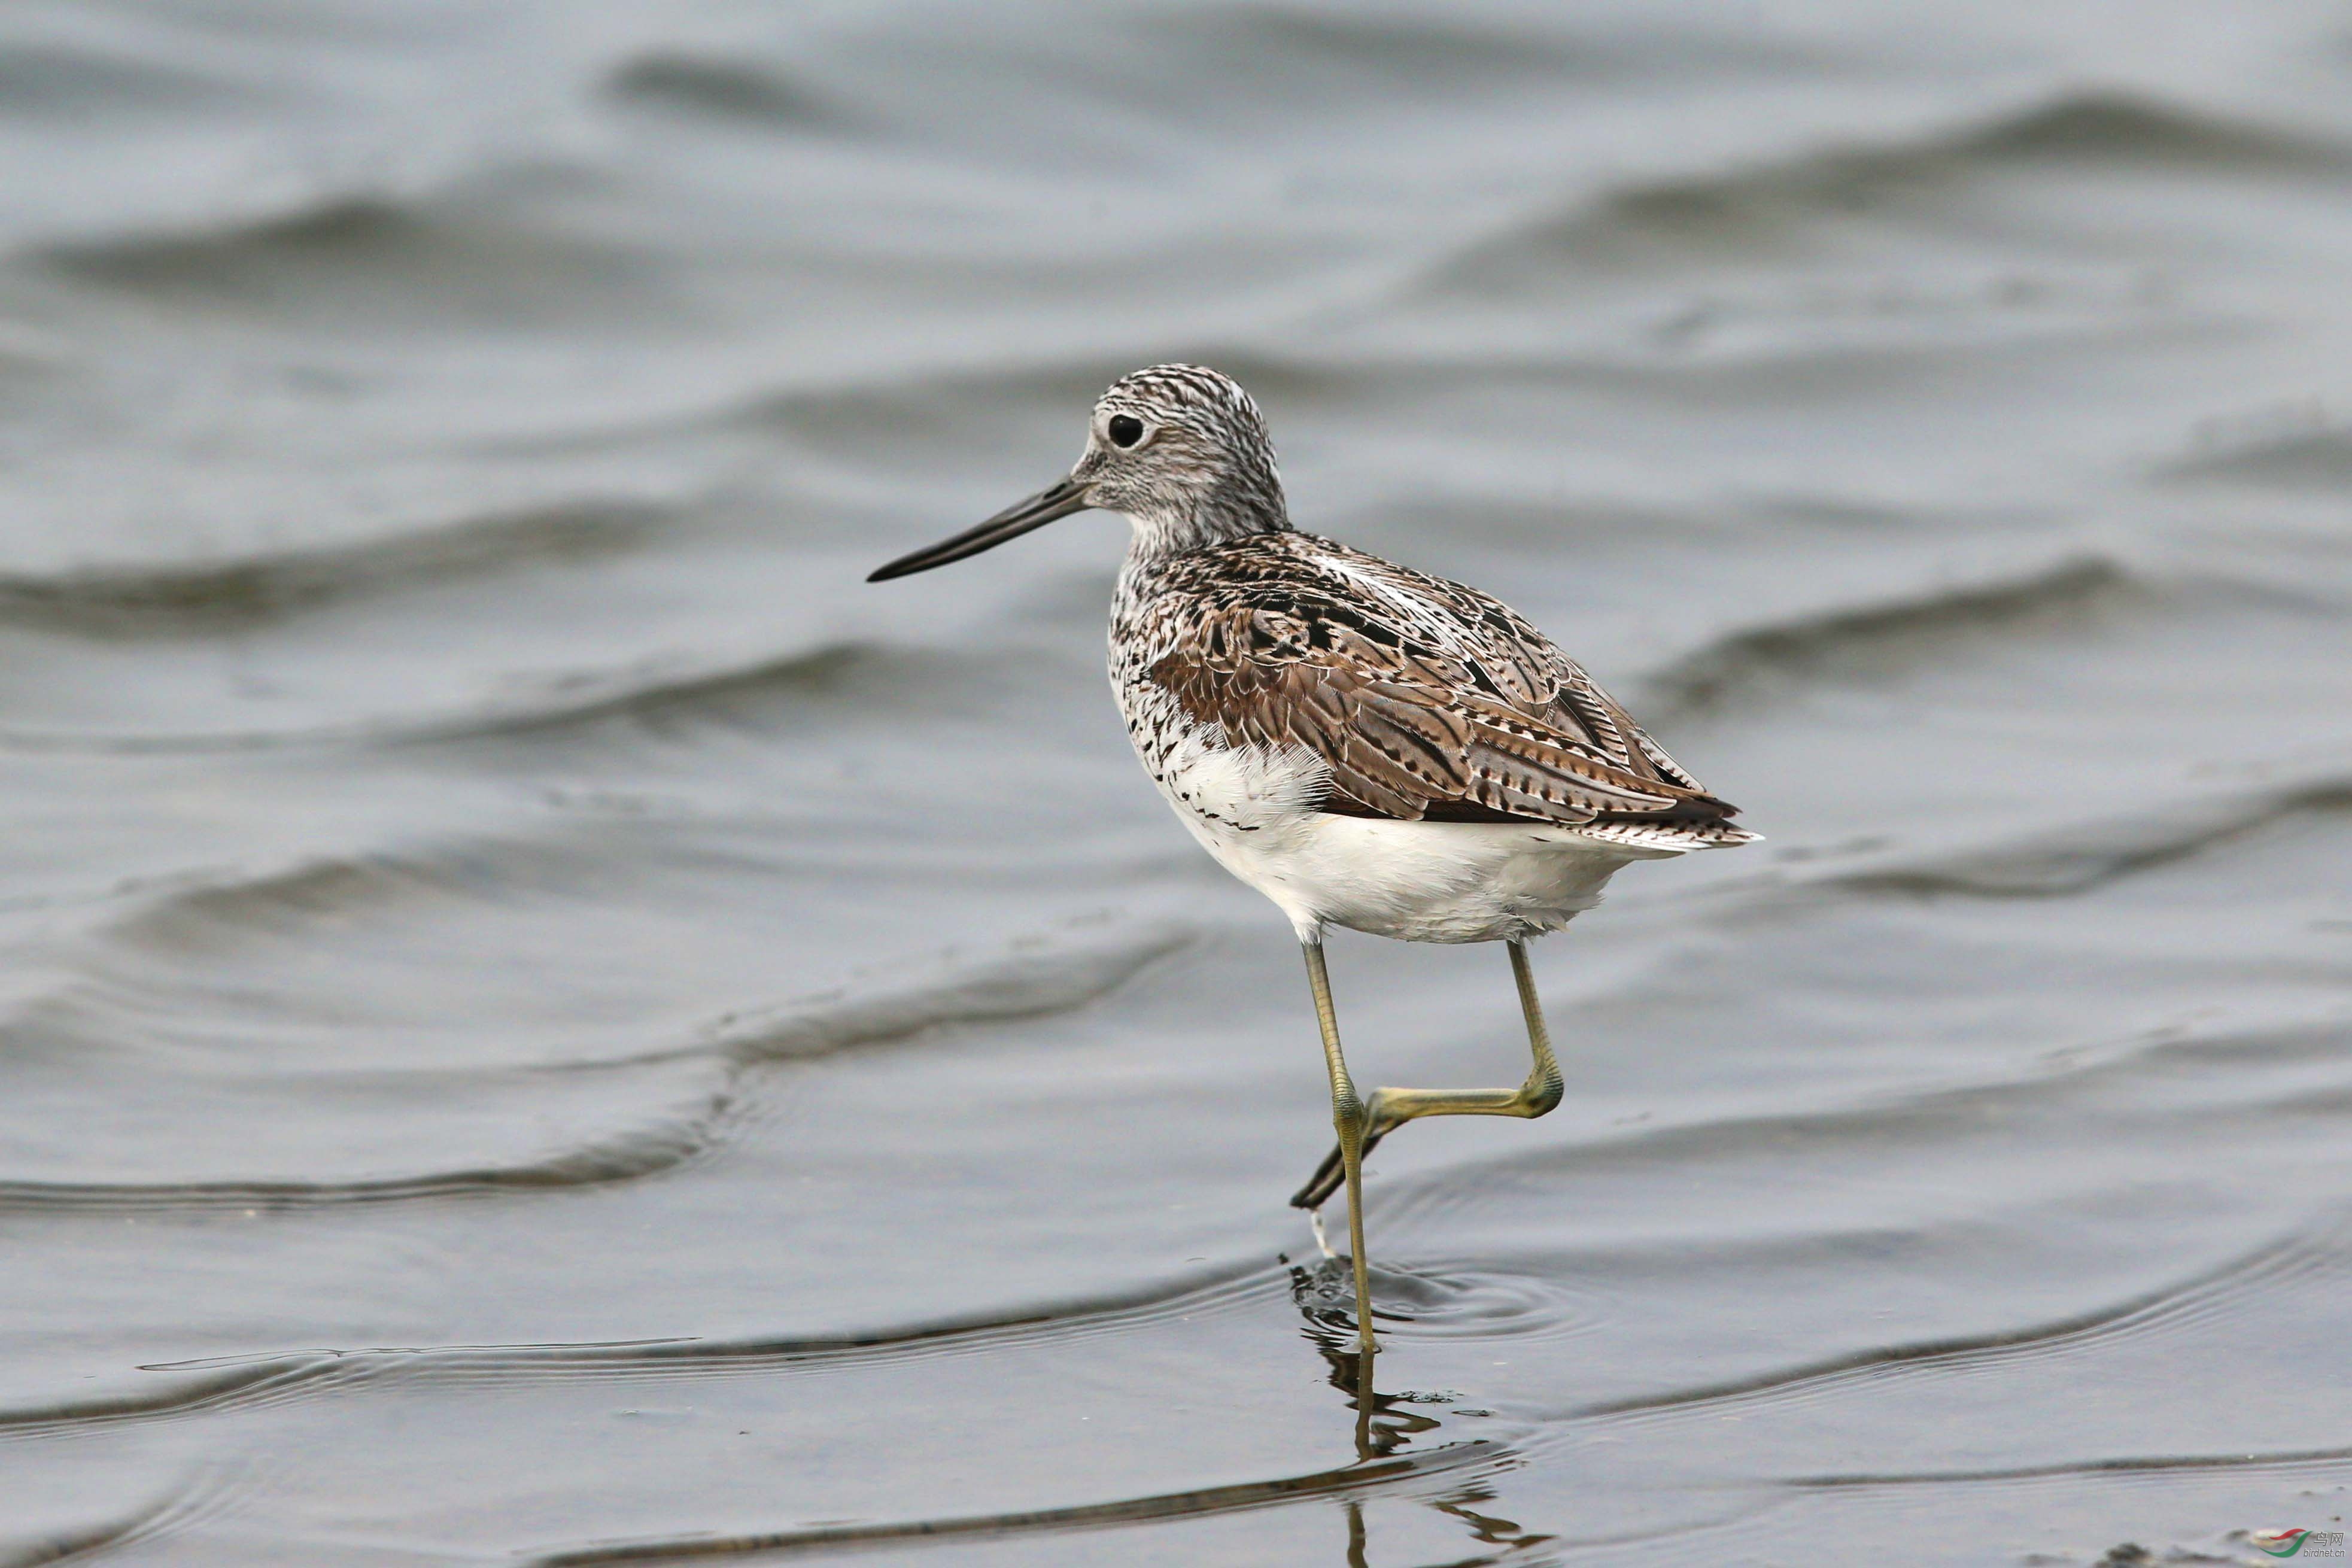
(865, 362, 1287, 583)
(1076, 364, 1288, 549)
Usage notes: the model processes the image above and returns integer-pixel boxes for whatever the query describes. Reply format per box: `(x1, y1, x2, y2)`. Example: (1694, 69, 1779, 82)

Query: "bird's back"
(1113, 531, 1752, 850)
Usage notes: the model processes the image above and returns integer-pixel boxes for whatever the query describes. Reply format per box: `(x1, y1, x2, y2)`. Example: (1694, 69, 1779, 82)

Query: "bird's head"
(868, 363, 1288, 582)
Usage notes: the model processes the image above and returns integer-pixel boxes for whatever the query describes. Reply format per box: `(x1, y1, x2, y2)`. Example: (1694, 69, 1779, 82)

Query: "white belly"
(1147, 731, 1670, 943)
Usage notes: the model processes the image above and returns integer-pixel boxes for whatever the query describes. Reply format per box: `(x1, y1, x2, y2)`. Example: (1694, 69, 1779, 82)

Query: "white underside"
(1149, 727, 1680, 943)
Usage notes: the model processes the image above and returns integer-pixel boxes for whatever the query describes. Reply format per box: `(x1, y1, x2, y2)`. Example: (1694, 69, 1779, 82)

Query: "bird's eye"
(1107, 414, 1145, 448)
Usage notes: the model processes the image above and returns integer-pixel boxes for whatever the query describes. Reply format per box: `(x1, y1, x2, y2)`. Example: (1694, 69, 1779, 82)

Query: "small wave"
(1576, 1220, 2343, 1430)
(0, 498, 664, 637)
(520, 1439, 1509, 1567)
(0, 637, 894, 755)
(95, 831, 1179, 1027)
(694, 919, 1193, 1068)
(1134, 5, 1594, 85)
(37, 823, 701, 954)
(0, 1254, 1273, 1438)
(1833, 777, 2352, 901)
(45, 193, 423, 279)
(1787, 1438, 2352, 1490)
(402, 639, 886, 746)
(2165, 423, 2352, 490)
(604, 53, 847, 130)
(0, 39, 249, 120)
(1433, 90, 2351, 286)
(0, 1485, 214, 1568)
(1467, 1013, 2352, 1200)
(0, 916, 1184, 1214)
(0, 1357, 339, 1438)
(0, 1108, 725, 1216)
(1646, 555, 2136, 711)
(106, 845, 530, 941)
(37, 185, 670, 323)
(1959, 90, 2352, 170)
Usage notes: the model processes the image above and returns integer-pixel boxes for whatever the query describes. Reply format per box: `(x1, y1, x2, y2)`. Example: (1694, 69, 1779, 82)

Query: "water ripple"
(1290, 1257, 1601, 1347)
(1643, 555, 2140, 713)
(1428, 88, 2352, 290)
(0, 918, 1187, 1214)
(605, 54, 851, 133)
(520, 1439, 1512, 1567)
(1827, 777, 2352, 901)
(0, 1254, 1277, 1438)
(0, 1486, 215, 1568)
(0, 498, 666, 637)
(1570, 1217, 2351, 1427)
(0, 1107, 727, 1215)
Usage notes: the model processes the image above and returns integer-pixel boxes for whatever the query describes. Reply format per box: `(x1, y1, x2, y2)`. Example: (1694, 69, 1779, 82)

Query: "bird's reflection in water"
(1287, 1258, 1558, 1566)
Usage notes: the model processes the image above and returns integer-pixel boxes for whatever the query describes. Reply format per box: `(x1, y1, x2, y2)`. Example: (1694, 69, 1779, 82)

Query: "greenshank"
(870, 364, 1753, 1353)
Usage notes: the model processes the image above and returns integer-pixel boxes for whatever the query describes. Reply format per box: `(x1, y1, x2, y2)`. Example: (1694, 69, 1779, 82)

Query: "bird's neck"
(1122, 484, 1290, 564)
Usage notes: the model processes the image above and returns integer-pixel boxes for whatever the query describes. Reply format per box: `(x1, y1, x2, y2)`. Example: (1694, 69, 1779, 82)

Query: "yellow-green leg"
(1301, 939, 1378, 1356)
(1290, 938, 1563, 1215)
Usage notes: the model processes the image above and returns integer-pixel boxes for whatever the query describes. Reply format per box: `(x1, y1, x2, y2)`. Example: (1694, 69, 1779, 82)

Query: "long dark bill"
(866, 477, 1092, 582)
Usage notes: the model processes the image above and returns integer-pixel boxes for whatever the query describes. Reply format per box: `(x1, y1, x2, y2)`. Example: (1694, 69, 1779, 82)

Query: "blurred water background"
(2, 2, 2350, 1563)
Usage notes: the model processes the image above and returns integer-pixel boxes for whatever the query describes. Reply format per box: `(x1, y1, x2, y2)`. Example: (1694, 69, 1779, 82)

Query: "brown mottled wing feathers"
(1144, 536, 1740, 830)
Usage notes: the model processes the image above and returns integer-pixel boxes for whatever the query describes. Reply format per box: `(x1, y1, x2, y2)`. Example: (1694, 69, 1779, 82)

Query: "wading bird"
(869, 366, 1752, 1353)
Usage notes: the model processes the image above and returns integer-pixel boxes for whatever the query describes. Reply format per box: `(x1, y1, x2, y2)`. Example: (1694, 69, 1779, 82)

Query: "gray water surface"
(3, 3, 2351, 1563)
